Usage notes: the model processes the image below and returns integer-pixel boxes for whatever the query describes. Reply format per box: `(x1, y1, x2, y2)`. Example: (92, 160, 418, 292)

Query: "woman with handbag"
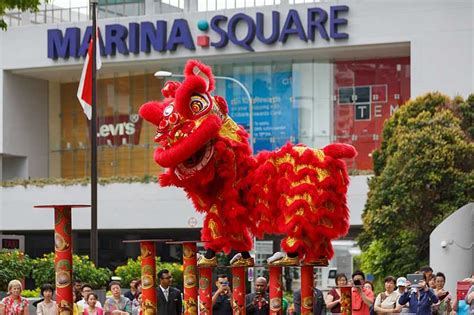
(326, 273, 348, 314)
(374, 276, 401, 314)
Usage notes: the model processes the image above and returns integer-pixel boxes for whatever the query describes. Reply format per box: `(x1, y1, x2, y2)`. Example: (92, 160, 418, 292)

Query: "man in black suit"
(245, 277, 270, 315)
(157, 269, 182, 315)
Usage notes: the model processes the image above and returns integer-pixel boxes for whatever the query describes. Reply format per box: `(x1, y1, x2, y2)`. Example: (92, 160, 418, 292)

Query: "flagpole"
(90, 0, 99, 266)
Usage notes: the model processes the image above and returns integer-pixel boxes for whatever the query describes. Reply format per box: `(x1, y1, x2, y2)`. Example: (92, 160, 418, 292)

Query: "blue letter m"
(48, 28, 80, 59)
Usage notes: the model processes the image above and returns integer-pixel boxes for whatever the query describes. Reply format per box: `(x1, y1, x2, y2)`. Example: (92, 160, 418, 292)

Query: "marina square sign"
(48, 6, 349, 59)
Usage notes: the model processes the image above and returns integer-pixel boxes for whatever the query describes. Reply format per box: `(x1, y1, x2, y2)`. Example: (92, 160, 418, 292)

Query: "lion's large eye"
(189, 93, 210, 115)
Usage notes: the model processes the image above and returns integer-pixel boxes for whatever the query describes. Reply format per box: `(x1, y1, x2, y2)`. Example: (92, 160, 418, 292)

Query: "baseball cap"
(397, 277, 407, 287)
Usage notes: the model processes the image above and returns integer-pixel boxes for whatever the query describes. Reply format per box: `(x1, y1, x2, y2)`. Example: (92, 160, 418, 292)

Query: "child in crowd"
(36, 284, 57, 315)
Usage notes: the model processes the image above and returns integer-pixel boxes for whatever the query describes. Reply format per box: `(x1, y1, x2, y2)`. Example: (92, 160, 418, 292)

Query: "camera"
(354, 279, 362, 286)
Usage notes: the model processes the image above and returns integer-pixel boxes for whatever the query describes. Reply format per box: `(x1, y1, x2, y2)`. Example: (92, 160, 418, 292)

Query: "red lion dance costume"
(139, 60, 356, 267)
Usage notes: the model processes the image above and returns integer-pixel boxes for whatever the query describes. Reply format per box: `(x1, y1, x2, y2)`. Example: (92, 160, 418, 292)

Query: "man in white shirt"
(77, 284, 102, 310)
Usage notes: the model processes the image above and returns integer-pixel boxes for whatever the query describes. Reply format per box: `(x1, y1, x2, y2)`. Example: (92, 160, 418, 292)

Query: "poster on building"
(333, 57, 411, 170)
(225, 71, 298, 152)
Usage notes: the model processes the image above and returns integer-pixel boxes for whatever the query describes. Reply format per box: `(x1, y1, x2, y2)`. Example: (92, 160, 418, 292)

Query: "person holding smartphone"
(246, 277, 270, 315)
(212, 274, 233, 315)
(398, 273, 438, 314)
(433, 272, 451, 314)
(351, 271, 375, 315)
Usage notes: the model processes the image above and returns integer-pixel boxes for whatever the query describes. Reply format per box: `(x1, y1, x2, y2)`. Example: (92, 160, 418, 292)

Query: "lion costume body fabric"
(139, 60, 356, 264)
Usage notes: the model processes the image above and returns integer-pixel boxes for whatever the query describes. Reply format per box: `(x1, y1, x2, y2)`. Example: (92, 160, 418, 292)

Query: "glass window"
(51, 56, 410, 178)
(54, 72, 164, 178)
(98, 0, 145, 18)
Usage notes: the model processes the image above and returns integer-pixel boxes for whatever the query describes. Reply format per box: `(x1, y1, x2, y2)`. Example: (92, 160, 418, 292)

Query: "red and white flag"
(77, 33, 102, 120)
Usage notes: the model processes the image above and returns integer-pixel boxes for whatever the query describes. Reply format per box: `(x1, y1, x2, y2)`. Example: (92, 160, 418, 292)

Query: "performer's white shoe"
(267, 252, 286, 264)
(230, 253, 255, 267)
(230, 253, 242, 265)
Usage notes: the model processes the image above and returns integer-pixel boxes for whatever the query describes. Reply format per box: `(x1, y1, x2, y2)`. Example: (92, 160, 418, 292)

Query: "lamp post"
(154, 71, 254, 152)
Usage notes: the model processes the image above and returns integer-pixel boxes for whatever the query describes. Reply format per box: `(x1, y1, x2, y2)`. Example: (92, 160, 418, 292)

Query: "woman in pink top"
(84, 293, 104, 315)
(0, 280, 29, 315)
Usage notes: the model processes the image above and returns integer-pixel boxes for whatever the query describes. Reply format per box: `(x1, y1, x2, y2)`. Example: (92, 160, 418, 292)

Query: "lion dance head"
(139, 60, 251, 188)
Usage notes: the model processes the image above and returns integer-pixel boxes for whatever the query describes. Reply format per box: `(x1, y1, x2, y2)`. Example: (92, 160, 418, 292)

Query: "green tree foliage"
(0, 0, 47, 30)
(114, 256, 183, 290)
(31, 253, 112, 289)
(358, 92, 474, 281)
(0, 250, 32, 291)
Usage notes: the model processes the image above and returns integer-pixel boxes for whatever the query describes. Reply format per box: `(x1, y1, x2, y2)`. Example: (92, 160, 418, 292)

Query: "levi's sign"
(93, 114, 143, 146)
(48, 6, 349, 59)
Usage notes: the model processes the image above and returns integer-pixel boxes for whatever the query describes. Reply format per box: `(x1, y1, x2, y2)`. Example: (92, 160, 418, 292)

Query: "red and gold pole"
(269, 266, 282, 315)
(199, 267, 213, 315)
(123, 239, 172, 315)
(140, 241, 157, 315)
(340, 286, 352, 315)
(232, 267, 246, 315)
(182, 242, 198, 315)
(300, 266, 313, 315)
(54, 206, 73, 315)
(35, 204, 90, 315)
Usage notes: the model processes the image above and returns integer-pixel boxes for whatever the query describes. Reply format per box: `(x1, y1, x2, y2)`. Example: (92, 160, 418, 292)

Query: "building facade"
(1, 0, 473, 271)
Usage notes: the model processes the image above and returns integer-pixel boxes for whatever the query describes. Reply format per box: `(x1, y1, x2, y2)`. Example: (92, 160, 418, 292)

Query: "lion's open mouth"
(174, 142, 214, 180)
(153, 115, 222, 169)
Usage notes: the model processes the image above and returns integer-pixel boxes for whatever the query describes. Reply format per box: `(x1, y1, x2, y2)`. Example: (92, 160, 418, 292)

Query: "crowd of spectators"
(1, 266, 473, 315)
(0, 269, 179, 315)
(322, 267, 474, 315)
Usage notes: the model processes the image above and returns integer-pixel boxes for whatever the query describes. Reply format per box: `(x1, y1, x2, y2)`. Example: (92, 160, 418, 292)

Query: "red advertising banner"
(334, 57, 410, 170)
(94, 114, 143, 146)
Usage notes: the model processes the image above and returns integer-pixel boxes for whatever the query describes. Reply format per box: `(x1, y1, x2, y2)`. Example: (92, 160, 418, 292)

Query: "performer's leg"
(226, 220, 254, 266)
(204, 249, 216, 259)
(240, 251, 251, 259)
(199, 213, 228, 266)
